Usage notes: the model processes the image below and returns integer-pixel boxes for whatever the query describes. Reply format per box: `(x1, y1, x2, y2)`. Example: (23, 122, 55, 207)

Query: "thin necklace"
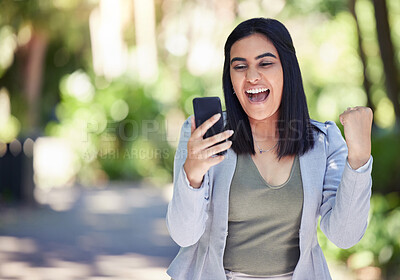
(254, 139, 278, 154)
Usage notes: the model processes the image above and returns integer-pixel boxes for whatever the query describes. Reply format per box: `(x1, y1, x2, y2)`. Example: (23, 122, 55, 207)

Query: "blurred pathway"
(0, 183, 179, 280)
(0, 183, 357, 280)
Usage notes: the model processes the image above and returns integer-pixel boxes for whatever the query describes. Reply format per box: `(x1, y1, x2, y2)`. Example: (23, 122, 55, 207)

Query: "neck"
(248, 111, 280, 141)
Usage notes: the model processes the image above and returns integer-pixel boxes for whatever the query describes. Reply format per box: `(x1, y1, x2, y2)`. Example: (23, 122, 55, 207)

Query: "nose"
(246, 67, 261, 83)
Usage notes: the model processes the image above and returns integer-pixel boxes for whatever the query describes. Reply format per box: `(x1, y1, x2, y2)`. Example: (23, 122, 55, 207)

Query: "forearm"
(320, 156, 373, 248)
(166, 166, 210, 247)
(166, 117, 210, 247)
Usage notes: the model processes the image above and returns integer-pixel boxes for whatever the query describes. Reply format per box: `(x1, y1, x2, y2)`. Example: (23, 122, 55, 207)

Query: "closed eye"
(233, 64, 247, 70)
(260, 62, 273, 67)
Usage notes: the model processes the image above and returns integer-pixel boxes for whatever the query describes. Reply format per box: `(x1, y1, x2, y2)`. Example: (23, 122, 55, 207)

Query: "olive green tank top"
(223, 153, 303, 276)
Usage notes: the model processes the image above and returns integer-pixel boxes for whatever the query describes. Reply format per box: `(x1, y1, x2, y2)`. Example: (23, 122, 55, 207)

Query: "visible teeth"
(246, 88, 269, 94)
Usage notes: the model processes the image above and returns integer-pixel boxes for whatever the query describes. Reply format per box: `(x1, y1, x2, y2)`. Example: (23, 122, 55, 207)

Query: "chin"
(245, 108, 278, 120)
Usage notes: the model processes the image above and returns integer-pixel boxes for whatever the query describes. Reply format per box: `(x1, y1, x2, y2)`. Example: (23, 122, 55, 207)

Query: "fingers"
(201, 129, 234, 149)
(188, 139, 232, 159)
(186, 113, 233, 171)
(204, 140, 232, 157)
(340, 108, 352, 125)
(340, 106, 373, 125)
(343, 106, 371, 114)
(339, 112, 345, 126)
(192, 113, 221, 138)
(189, 129, 233, 153)
(200, 141, 232, 167)
(207, 154, 226, 166)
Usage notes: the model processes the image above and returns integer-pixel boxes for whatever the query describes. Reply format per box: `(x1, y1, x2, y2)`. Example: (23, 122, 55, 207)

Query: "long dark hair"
(223, 18, 315, 158)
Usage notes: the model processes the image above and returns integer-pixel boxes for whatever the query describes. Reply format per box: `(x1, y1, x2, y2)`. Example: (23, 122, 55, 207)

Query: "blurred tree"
(0, 1, 46, 133)
(0, 1, 95, 201)
(19, 30, 48, 133)
(349, 0, 375, 113)
(372, 0, 400, 125)
(0, 0, 94, 135)
(285, 0, 347, 16)
(285, 0, 399, 129)
(0, 2, 399, 276)
(1, 0, 399, 191)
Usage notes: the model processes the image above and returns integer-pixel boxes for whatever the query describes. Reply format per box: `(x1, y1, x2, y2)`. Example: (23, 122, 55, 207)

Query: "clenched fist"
(339, 106, 373, 170)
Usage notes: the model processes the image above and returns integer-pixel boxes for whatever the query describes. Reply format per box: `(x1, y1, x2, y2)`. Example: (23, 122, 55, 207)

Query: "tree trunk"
(349, 0, 375, 114)
(372, 0, 400, 125)
(21, 30, 48, 133)
(17, 29, 47, 205)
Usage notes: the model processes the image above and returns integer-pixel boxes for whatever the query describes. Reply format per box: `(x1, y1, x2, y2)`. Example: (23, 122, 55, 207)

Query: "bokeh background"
(0, 0, 399, 279)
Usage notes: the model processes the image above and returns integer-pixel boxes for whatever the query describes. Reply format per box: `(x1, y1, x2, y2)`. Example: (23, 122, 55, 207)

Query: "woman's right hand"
(183, 113, 234, 189)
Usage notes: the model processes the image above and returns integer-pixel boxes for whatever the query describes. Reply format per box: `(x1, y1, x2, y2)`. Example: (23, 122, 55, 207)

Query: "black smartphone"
(193, 97, 227, 155)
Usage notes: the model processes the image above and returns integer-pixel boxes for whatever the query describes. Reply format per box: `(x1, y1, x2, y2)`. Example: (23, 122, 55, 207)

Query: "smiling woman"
(222, 20, 315, 159)
(229, 33, 283, 126)
(166, 18, 373, 280)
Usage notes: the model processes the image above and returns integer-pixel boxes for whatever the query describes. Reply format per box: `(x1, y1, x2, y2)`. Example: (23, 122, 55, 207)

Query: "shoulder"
(310, 119, 342, 137)
(310, 119, 327, 135)
(310, 119, 347, 155)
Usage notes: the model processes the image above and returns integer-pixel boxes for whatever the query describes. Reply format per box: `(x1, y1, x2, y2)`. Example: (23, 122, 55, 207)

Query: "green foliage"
(285, 0, 348, 17)
(371, 131, 400, 193)
(318, 130, 400, 277)
(0, 0, 94, 133)
(47, 71, 174, 185)
(318, 192, 400, 278)
(0, 0, 94, 32)
(1, 1, 400, 275)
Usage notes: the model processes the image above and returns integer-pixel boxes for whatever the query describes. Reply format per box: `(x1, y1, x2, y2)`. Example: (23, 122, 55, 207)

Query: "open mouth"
(245, 88, 270, 103)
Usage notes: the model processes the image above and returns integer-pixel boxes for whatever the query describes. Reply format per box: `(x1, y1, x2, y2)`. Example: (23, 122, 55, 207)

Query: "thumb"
(339, 113, 345, 126)
(191, 116, 196, 134)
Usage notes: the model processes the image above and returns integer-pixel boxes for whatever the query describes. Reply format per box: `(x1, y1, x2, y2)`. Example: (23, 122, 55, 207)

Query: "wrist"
(183, 162, 203, 189)
(347, 154, 370, 170)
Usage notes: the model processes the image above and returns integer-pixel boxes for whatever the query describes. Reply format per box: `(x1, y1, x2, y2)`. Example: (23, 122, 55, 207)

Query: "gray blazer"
(166, 115, 373, 280)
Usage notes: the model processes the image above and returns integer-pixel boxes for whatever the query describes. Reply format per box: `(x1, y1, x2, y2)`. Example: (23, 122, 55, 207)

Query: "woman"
(166, 18, 373, 280)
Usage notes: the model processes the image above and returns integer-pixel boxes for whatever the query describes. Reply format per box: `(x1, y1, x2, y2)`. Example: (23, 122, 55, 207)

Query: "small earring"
(233, 91, 236, 95)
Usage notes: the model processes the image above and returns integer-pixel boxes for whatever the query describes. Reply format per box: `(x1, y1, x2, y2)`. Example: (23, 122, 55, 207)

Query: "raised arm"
(319, 107, 373, 249)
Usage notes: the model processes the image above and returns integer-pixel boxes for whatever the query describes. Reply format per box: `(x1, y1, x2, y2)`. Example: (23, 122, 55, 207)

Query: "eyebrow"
(230, 52, 277, 65)
(255, 52, 277, 60)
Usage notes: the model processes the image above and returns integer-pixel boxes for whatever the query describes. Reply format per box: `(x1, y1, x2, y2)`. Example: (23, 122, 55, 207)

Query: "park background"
(0, 0, 399, 279)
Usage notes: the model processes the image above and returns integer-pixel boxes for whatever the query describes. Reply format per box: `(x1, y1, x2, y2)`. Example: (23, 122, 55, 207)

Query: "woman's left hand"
(339, 106, 373, 170)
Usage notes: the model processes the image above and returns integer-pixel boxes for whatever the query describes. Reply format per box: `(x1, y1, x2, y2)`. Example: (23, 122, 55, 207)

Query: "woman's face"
(230, 33, 283, 122)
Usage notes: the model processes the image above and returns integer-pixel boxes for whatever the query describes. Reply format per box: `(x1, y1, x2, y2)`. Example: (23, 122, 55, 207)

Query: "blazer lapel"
(212, 148, 237, 204)
(298, 134, 327, 250)
(210, 148, 237, 235)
